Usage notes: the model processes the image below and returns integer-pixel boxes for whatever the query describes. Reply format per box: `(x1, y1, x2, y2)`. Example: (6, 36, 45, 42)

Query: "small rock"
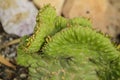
(33, 0, 65, 15)
(63, 0, 109, 33)
(0, 0, 38, 36)
(20, 73, 27, 78)
(62, 0, 120, 41)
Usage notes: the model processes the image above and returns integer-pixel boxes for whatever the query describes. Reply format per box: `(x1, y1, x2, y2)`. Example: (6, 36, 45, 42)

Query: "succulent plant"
(17, 5, 120, 80)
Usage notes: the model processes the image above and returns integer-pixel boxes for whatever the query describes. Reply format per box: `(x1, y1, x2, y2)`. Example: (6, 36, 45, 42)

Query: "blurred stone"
(109, 0, 120, 9)
(106, 0, 120, 40)
(33, 0, 65, 15)
(0, 0, 38, 36)
(20, 73, 27, 78)
(63, 0, 109, 33)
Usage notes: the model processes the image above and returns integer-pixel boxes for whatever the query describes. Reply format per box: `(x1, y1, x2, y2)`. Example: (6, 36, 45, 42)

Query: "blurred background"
(0, 0, 120, 79)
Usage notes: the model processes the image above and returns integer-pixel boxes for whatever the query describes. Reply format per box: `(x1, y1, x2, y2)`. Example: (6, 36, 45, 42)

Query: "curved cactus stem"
(43, 26, 120, 80)
(17, 5, 120, 80)
(21, 5, 57, 53)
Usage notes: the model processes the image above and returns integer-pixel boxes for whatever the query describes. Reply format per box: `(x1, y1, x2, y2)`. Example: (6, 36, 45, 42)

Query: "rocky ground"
(0, 30, 28, 80)
(0, 0, 120, 80)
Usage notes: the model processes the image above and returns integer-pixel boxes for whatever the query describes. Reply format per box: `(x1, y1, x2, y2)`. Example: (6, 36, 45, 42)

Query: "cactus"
(17, 5, 120, 80)
(20, 5, 57, 53)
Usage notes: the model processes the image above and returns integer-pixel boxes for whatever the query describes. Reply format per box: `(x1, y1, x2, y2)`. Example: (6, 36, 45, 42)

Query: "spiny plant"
(17, 5, 120, 80)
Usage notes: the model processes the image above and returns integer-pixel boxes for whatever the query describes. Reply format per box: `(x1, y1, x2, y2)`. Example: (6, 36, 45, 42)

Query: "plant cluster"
(17, 5, 120, 80)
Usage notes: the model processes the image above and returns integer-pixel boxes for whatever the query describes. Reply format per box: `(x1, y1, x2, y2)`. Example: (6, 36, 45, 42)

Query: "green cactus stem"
(17, 5, 120, 80)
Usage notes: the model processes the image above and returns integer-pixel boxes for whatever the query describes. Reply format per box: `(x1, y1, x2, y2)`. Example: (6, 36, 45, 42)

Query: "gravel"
(0, 32, 28, 80)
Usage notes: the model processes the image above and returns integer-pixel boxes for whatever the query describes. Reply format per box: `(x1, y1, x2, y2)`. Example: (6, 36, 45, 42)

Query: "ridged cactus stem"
(17, 5, 120, 80)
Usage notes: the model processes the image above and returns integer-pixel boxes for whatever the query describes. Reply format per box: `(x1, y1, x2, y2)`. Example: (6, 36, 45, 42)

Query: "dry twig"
(0, 55, 16, 69)
(0, 38, 20, 69)
(0, 38, 20, 49)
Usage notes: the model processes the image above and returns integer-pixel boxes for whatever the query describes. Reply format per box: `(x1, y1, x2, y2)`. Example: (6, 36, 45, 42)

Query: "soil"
(0, 31, 29, 80)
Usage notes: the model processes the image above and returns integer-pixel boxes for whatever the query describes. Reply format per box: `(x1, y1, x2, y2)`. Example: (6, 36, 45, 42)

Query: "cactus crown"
(17, 5, 120, 80)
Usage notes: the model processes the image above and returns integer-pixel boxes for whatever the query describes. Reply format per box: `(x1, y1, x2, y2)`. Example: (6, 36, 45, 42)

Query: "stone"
(0, 0, 38, 36)
(106, 1, 120, 39)
(33, 0, 65, 15)
(62, 0, 120, 39)
(62, 0, 109, 33)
